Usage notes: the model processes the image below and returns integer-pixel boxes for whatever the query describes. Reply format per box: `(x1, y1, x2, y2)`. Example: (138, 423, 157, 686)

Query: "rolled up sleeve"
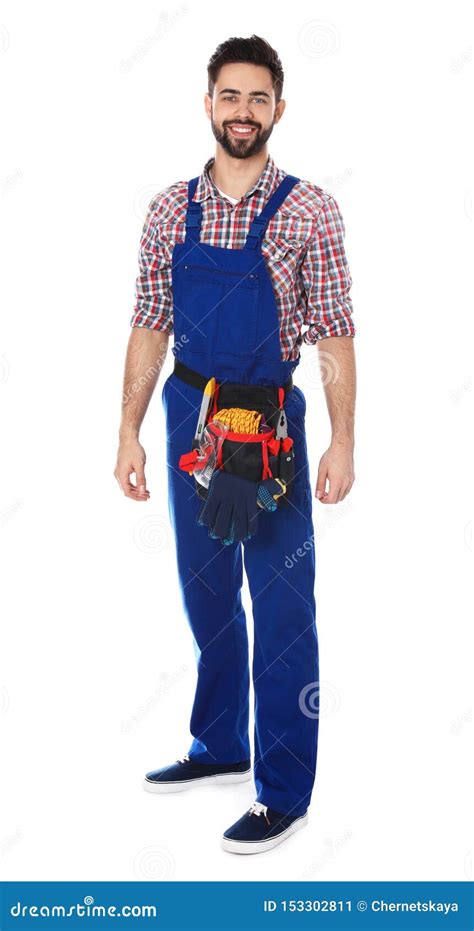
(130, 197, 174, 333)
(301, 196, 355, 343)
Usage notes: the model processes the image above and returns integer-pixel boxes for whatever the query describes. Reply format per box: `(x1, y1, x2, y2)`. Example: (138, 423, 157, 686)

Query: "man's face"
(205, 62, 285, 159)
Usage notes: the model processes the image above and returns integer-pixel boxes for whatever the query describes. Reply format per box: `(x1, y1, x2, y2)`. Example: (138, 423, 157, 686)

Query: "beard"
(211, 116, 275, 160)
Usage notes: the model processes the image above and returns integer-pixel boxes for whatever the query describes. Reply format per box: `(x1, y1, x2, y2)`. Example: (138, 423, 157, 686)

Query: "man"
(115, 35, 356, 855)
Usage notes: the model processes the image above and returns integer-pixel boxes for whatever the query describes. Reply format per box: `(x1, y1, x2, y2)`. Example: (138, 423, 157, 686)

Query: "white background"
(0, 0, 472, 883)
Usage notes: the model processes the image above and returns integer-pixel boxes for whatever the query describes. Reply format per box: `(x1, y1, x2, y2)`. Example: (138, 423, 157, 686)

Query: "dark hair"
(207, 35, 284, 103)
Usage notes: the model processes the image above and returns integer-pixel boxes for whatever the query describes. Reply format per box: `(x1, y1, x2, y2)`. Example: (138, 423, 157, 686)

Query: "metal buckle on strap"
(246, 216, 268, 241)
(185, 208, 201, 229)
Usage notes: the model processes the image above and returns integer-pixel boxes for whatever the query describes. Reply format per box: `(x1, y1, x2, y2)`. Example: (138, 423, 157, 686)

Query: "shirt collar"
(194, 154, 279, 204)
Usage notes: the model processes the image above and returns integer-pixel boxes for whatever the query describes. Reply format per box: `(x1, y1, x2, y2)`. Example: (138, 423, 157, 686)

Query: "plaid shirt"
(130, 155, 355, 361)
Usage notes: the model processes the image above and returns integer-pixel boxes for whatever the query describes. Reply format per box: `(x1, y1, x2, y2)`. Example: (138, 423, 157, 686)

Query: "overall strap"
(244, 174, 300, 250)
(184, 176, 202, 241)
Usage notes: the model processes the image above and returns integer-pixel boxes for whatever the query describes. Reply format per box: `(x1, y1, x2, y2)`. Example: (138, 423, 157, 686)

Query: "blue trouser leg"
(163, 375, 318, 810)
(243, 386, 319, 817)
(163, 374, 250, 763)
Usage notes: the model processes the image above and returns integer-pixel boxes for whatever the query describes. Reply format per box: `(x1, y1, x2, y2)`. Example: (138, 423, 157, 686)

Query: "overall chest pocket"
(177, 264, 260, 357)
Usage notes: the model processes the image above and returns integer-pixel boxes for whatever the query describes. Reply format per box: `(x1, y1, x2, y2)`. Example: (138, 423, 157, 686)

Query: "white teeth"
(231, 126, 253, 134)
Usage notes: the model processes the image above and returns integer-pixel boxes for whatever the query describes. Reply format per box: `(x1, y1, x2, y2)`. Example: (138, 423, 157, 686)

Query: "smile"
(228, 124, 257, 137)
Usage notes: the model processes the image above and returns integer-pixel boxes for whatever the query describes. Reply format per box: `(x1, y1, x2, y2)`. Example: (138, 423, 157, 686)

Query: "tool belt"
(175, 360, 295, 506)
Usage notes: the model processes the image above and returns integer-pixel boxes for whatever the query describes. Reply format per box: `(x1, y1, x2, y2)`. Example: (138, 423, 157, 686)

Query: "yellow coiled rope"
(212, 408, 262, 434)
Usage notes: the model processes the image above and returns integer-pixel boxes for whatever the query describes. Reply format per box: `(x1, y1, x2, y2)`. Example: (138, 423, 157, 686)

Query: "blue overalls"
(161, 173, 319, 818)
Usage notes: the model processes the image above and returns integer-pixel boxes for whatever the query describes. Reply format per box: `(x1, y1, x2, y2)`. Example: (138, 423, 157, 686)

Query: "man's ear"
(204, 93, 212, 120)
(274, 98, 286, 124)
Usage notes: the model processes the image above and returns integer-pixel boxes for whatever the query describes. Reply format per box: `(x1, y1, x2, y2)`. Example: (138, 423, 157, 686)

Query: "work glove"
(219, 478, 285, 544)
(257, 479, 285, 513)
(197, 471, 285, 545)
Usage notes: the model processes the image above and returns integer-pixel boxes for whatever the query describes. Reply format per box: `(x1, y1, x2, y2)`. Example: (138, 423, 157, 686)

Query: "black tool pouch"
(191, 380, 295, 505)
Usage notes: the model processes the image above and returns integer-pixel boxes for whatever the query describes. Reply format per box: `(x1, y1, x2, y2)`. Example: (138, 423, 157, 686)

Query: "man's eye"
(221, 95, 266, 104)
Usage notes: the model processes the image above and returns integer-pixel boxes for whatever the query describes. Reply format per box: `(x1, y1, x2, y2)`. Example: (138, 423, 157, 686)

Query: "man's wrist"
(330, 431, 354, 452)
(119, 425, 140, 443)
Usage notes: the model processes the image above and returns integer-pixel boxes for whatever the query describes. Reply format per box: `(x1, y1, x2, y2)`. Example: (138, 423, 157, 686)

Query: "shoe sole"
(143, 769, 252, 794)
(221, 812, 309, 855)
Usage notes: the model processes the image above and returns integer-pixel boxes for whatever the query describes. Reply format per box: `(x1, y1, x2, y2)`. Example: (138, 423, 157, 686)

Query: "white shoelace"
(249, 801, 270, 823)
(179, 754, 190, 763)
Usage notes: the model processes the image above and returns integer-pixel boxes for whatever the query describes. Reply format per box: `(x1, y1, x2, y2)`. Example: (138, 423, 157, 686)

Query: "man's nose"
(233, 104, 255, 122)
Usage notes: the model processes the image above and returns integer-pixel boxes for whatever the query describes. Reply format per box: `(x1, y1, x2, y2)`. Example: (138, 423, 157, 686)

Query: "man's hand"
(114, 329, 169, 501)
(114, 437, 150, 501)
(314, 335, 356, 503)
(315, 441, 354, 504)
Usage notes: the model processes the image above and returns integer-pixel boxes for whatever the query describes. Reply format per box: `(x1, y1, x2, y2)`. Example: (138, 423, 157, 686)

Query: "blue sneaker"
(221, 801, 308, 854)
(143, 754, 251, 794)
